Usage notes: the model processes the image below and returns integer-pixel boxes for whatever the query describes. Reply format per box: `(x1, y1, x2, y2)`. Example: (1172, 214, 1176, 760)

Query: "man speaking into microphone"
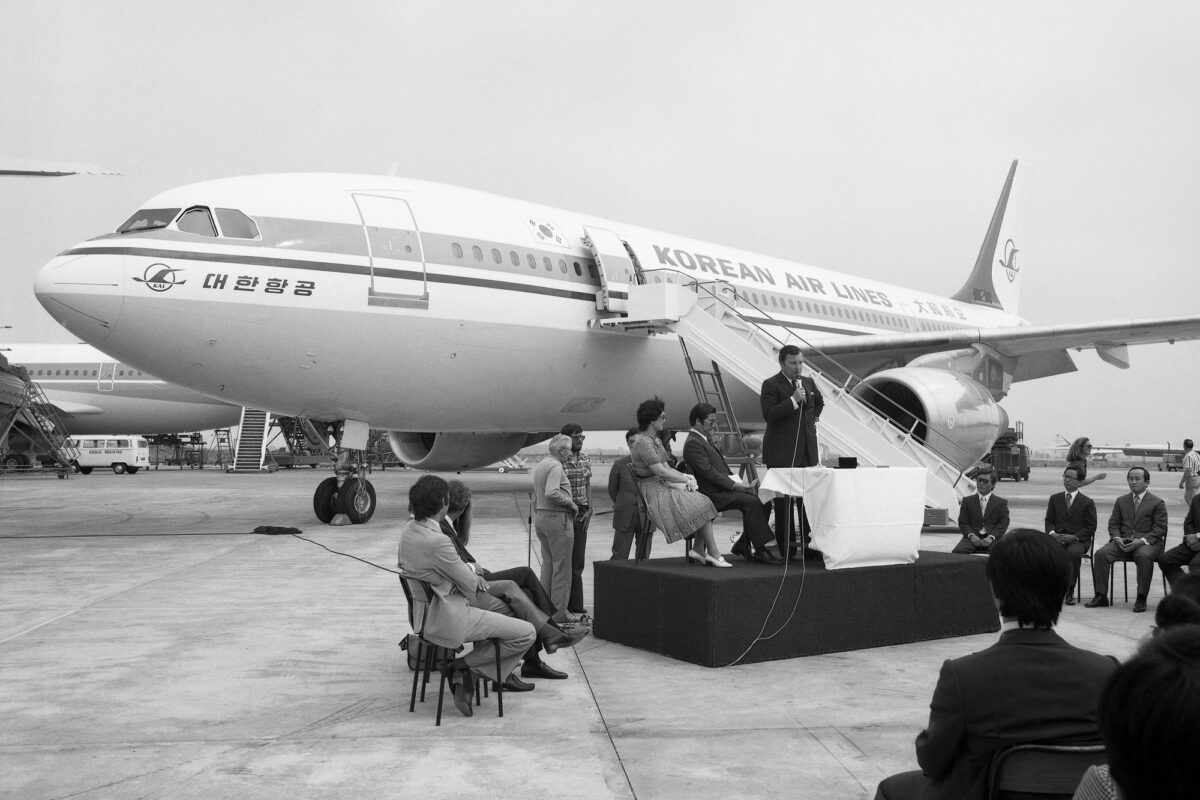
(760, 344, 824, 561)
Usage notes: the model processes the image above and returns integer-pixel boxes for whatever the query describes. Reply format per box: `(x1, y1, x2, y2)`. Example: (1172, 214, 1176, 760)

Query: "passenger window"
(215, 208, 260, 239)
(573, 261, 582, 276)
(452, 243, 463, 259)
(543, 257, 552, 272)
(587, 264, 597, 279)
(510, 251, 519, 267)
(527, 254, 537, 270)
(117, 208, 180, 233)
(492, 248, 502, 264)
(472, 246, 483, 261)
(559, 259, 567, 274)
(177, 207, 218, 237)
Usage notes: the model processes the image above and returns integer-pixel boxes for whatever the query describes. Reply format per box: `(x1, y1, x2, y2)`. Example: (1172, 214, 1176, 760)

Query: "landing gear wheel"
(338, 478, 377, 524)
(112, 462, 127, 474)
(313, 477, 339, 523)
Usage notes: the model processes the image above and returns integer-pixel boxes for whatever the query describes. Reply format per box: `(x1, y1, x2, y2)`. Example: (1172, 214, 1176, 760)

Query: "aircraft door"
(351, 193, 428, 309)
(582, 226, 641, 312)
(97, 361, 116, 392)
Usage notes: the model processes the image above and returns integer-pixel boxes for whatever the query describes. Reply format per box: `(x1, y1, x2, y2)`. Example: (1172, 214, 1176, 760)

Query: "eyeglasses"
(571, 434, 586, 440)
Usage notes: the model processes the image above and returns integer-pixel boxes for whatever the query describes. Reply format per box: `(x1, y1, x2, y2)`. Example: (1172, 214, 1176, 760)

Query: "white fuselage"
(33, 174, 1025, 434)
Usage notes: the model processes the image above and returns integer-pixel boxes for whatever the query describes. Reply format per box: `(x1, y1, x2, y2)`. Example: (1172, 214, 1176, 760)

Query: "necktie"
(1066, 493, 1073, 510)
(1133, 494, 1142, 513)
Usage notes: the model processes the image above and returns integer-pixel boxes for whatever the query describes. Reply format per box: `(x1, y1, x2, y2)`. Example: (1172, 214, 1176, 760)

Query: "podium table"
(759, 467, 926, 569)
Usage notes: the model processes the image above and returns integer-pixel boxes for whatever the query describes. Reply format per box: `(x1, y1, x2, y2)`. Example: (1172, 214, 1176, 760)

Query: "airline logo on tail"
(999, 239, 1019, 283)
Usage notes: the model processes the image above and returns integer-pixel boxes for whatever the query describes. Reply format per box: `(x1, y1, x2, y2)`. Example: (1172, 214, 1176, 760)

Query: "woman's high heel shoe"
(687, 549, 706, 565)
(704, 553, 733, 568)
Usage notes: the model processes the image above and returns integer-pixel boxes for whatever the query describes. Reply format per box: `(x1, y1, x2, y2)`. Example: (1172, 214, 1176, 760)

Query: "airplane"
(2, 342, 243, 435)
(31, 162, 1200, 523)
(1050, 434, 1182, 459)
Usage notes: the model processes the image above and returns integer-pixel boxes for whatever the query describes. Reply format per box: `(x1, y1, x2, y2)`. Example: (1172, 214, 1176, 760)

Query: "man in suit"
(683, 402, 782, 564)
(952, 467, 1010, 554)
(1044, 465, 1098, 604)
(875, 529, 1118, 800)
(760, 344, 824, 559)
(607, 428, 643, 560)
(398, 474, 536, 717)
(1158, 492, 1200, 586)
(1086, 467, 1168, 613)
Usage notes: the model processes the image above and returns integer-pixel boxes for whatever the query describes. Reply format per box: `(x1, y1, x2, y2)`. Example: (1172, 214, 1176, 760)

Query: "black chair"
(985, 743, 1106, 800)
(1076, 537, 1095, 603)
(632, 479, 655, 562)
(1107, 557, 1169, 603)
(398, 574, 503, 725)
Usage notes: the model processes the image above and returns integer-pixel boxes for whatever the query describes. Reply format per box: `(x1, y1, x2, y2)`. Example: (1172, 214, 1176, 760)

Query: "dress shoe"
(1063, 594, 1077, 606)
(501, 673, 535, 692)
(521, 660, 568, 680)
(1084, 595, 1109, 608)
(687, 549, 706, 565)
(541, 623, 590, 653)
(1133, 597, 1148, 613)
(443, 668, 474, 716)
(753, 549, 785, 565)
(704, 553, 733, 568)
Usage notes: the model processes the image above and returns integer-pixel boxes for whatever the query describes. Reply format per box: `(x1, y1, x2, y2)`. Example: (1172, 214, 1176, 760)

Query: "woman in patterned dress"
(1066, 437, 1107, 487)
(629, 397, 731, 567)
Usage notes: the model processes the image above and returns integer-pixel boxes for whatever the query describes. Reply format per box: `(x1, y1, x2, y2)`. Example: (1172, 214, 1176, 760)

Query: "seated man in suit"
(1044, 465, 1097, 605)
(441, 480, 588, 687)
(398, 474, 536, 717)
(1087, 467, 1168, 613)
(682, 403, 783, 564)
(875, 529, 1118, 800)
(1159, 492, 1200, 586)
(607, 428, 644, 560)
(952, 468, 1009, 554)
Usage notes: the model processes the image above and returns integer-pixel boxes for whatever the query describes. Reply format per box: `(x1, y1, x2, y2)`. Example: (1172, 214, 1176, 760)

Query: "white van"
(68, 436, 151, 474)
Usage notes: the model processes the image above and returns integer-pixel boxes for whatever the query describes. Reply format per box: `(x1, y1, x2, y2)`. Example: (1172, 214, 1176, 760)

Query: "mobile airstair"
(582, 227, 974, 510)
(0, 365, 79, 476)
(230, 408, 270, 472)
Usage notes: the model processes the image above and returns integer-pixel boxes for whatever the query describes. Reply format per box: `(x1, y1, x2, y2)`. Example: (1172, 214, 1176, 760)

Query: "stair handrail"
(637, 268, 978, 489)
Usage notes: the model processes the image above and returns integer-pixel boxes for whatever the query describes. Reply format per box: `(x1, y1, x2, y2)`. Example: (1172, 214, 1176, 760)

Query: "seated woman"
(630, 397, 730, 567)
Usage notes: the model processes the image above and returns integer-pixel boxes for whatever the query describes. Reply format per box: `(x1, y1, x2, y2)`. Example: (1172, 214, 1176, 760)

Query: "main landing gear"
(312, 422, 377, 525)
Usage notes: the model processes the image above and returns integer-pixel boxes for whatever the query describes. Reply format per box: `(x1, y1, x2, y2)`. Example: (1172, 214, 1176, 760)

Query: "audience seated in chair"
(876, 529, 1117, 800)
(1072, 624, 1200, 800)
(1045, 466, 1097, 605)
(397, 474, 536, 717)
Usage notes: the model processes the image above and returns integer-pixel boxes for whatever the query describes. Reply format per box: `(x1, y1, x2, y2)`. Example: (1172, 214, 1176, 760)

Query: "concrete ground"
(1, 464, 1179, 799)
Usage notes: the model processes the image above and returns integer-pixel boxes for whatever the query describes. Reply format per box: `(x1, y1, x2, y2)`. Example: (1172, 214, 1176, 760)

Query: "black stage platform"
(592, 551, 999, 667)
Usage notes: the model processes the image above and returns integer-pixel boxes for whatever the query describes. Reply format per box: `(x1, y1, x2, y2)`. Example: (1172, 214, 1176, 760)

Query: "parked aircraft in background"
(1051, 434, 1183, 459)
(32, 162, 1200, 522)
(4, 343, 242, 435)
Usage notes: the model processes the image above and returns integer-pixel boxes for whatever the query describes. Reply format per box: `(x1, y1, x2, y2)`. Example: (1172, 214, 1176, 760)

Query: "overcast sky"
(3, 1, 1198, 450)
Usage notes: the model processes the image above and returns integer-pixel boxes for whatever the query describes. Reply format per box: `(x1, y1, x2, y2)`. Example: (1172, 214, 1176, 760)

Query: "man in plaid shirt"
(560, 422, 592, 625)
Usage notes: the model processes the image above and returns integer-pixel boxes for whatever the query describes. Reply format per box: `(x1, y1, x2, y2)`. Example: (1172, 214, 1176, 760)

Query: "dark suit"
(952, 493, 1010, 554)
(1158, 493, 1200, 584)
(875, 628, 1117, 800)
(682, 430, 774, 552)
(760, 370, 824, 554)
(1092, 491, 1168, 598)
(1044, 491, 1097, 592)
(606, 454, 642, 560)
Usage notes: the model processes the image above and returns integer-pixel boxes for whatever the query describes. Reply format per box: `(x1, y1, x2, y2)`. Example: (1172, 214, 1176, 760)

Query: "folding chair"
(398, 574, 503, 725)
(986, 743, 1106, 800)
(1107, 558, 1170, 603)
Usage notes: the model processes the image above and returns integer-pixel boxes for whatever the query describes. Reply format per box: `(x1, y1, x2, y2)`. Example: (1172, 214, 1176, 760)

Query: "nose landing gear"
(312, 422, 377, 525)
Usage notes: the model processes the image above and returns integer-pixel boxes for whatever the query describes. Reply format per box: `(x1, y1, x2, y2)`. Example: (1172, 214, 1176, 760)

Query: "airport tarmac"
(1, 465, 1183, 799)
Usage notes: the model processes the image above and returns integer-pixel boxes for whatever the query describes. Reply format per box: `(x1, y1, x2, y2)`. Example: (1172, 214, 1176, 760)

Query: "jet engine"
(850, 367, 1008, 472)
(387, 431, 548, 471)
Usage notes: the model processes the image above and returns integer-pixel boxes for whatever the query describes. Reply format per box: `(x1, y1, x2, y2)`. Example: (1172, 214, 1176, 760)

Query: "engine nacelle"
(851, 367, 1008, 471)
(387, 431, 531, 471)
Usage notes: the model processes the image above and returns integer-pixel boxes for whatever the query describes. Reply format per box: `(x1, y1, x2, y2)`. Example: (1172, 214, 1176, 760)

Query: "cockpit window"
(176, 206, 218, 237)
(117, 208, 180, 234)
(215, 208, 260, 239)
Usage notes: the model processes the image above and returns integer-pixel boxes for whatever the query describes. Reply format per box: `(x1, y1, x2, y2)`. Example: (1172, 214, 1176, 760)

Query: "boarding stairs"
(230, 408, 270, 472)
(0, 377, 79, 473)
(595, 280, 971, 510)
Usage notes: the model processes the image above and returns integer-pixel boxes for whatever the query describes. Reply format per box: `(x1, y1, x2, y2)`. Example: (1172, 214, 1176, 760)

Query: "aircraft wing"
(0, 159, 120, 177)
(808, 314, 1200, 381)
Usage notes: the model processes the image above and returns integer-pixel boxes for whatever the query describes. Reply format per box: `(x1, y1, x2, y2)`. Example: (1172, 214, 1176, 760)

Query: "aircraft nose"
(34, 249, 127, 344)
